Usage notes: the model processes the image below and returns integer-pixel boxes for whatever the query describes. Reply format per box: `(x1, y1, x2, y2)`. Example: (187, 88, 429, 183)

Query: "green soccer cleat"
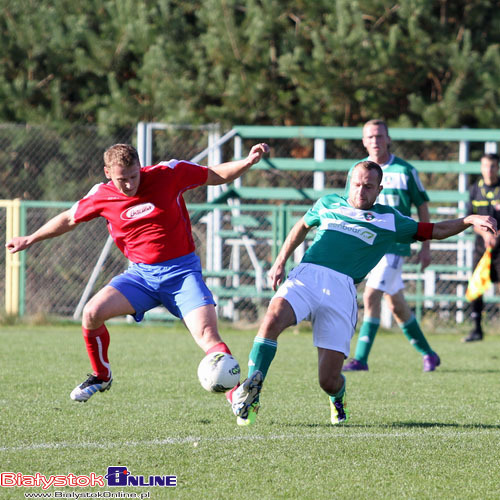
(236, 402, 260, 426)
(330, 395, 349, 425)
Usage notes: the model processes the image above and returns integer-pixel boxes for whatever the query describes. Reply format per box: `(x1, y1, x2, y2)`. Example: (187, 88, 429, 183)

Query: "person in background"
(343, 119, 440, 373)
(463, 153, 500, 342)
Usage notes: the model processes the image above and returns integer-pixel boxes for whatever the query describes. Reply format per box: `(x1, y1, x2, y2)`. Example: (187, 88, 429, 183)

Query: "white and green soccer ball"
(197, 352, 240, 392)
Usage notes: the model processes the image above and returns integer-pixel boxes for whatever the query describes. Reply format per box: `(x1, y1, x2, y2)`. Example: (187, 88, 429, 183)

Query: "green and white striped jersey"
(302, 194, 418, 284)
(346, 154, 429, 256)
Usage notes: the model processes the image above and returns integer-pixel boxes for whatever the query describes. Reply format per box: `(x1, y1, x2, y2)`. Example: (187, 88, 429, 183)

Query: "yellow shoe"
(237, 402, 260, 426)
(330, 395, 349, 425)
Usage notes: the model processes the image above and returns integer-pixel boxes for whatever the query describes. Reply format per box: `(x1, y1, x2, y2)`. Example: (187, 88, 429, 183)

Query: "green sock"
(247, 337, 277, 405)
(353, 318, 380, 364)
(248, 337, 277, 379)
(328, 374, 346, 403)
(399, 316, 432, 355)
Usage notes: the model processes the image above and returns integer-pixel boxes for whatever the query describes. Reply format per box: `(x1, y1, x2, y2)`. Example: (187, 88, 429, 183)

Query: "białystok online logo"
(0, 467, 176, 489)
(105, 467, 176, 487)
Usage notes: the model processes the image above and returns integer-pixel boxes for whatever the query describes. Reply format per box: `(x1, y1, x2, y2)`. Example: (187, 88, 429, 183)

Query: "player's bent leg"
(232, 297, 297, 426)
(318, 348, 349, 424)
(183, 304, 261, 423)
(72, 286, 134, 402)
(183, 304, 224, 353)
(82, 285, 136, 329)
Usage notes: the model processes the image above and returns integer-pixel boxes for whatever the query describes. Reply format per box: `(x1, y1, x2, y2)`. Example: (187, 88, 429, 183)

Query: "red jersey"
(71, 160, 208, 264)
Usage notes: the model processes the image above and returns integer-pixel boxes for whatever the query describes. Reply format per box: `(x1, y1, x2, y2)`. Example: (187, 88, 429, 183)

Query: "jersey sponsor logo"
(120, 202, 155, 220)
(319, 219, 377, 245)
(377, 193, 400, 207)
(319, 206, 396, 231)
(382, 172, 408, 190)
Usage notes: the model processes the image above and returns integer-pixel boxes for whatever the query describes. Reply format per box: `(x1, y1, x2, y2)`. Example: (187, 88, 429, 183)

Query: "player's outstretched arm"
(5, 209, 78, 254)
(431, 215, 497, 240)
(268, 217, 311, 291)
(417, 202, 431, 271)
(205, 143, 269, 186)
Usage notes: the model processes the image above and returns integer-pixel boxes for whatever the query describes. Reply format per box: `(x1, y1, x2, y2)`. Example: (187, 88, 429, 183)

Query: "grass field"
(1, 321, 500, 499)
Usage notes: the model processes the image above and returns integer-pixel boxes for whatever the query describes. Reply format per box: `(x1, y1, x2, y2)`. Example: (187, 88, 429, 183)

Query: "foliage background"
(2, 0, 500, 132)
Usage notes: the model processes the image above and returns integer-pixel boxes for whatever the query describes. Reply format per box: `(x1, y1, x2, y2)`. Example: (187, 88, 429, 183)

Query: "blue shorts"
(109, 252, 216, 322)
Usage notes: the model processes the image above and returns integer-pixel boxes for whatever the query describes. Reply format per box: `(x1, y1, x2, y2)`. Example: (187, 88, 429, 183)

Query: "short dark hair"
(104, 144, 140, 170)
(481, 153, 500, 164)
(353, 160, 383, 184)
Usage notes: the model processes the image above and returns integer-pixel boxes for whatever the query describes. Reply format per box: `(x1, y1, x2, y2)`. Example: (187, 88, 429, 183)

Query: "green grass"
(1, 323, 500, 499)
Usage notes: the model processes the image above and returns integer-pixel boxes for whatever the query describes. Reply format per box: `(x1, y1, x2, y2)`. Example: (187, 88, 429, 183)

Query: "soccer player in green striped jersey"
(344, 119, 439, 373)
(233, 161, 497, 426)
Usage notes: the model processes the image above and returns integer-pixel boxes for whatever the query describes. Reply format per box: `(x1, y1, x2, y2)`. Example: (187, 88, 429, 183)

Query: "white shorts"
(365, 253, 405, 295)
(273, 263, 358, 357)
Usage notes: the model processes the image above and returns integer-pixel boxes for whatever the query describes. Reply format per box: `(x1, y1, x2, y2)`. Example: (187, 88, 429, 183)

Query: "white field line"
(0, 429, 496, 453)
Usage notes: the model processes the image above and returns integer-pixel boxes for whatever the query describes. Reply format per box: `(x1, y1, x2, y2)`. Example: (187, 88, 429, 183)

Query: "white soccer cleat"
(70, 373, 113, 402)
(230, 371, 263, 419)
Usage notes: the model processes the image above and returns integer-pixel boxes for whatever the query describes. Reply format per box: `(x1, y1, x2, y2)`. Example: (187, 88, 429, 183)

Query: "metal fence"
(2, 123, 500, 330)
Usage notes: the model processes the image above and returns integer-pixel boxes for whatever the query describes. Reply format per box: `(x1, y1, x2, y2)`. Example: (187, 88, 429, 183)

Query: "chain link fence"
(1, 122, 214, 320)
(1, 123, 499, 331)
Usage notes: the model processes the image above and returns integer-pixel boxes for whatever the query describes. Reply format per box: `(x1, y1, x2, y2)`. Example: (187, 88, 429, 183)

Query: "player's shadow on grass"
(389, 421, 500, 430)
(437, 368, 500, 374)
(275, 421, 500, 430)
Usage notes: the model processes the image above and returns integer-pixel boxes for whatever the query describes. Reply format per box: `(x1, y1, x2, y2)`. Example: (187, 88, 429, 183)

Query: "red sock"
(82, 325, 111, 381)
(225, 383, 240, 403)
(205, 341, 231, 355)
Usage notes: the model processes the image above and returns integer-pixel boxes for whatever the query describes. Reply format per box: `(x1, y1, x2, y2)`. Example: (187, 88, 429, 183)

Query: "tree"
(1, 0, 500, 130)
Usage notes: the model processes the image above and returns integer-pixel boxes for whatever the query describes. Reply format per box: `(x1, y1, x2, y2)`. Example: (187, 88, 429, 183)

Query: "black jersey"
(467, 178, 500, 260)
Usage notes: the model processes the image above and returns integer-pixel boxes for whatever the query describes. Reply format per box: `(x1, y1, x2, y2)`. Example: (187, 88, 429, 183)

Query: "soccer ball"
(197, 352, 240, 392)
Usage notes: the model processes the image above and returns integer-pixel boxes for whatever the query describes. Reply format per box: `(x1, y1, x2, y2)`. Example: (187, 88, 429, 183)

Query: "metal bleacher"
(198, 125, 500, 324)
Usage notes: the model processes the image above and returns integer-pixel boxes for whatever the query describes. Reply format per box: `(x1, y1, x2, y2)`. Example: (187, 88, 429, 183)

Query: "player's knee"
(386, 296, 409, 321)
(259, 298, 296, 339)
(258, 310, 284, 339)
(391, 305, 405, 319)
(318, 373, 342, 395)
(364, 288, 382, 310)
(82, 300, 104, 328)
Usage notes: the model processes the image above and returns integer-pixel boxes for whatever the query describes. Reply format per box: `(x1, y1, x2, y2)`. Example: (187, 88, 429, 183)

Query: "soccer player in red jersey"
(6, 143, 268, 418)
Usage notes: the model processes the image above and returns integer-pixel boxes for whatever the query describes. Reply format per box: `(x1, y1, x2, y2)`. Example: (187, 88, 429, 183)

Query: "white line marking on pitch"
(0, 429, 496, 453)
